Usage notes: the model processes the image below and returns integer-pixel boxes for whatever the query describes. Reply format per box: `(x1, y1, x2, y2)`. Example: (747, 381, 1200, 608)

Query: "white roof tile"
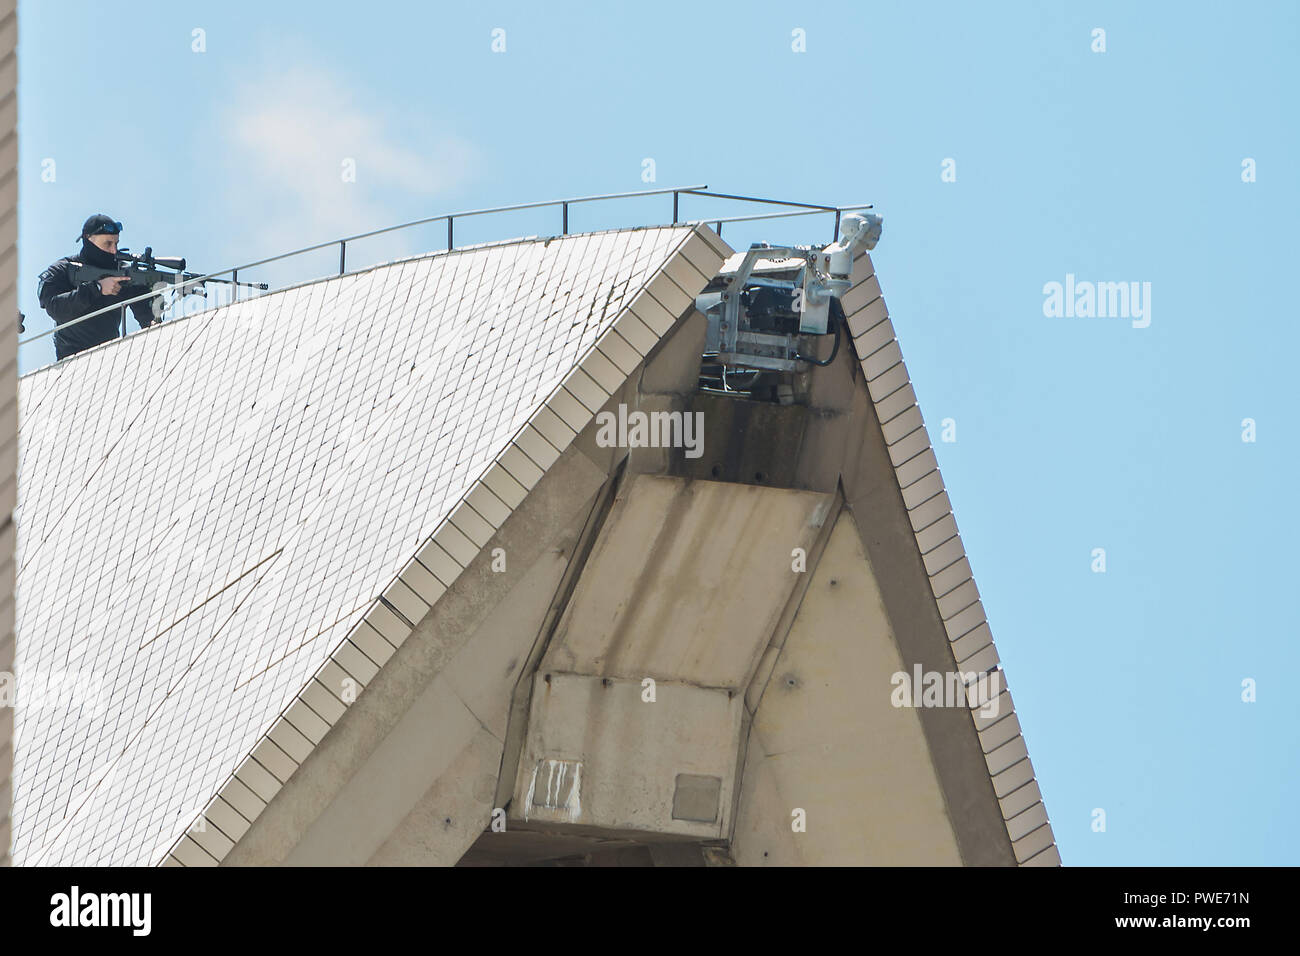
(13, 225, 698, 865)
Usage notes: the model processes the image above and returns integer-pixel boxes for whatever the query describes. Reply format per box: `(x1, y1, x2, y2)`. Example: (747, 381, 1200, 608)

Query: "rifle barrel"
(113, 252, 268, 291)
(178, 272, 269, 291)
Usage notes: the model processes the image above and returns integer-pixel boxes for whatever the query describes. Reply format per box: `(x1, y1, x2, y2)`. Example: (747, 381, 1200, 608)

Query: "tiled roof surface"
(13, 225, 700, 865)
(1, 0, 17, 869)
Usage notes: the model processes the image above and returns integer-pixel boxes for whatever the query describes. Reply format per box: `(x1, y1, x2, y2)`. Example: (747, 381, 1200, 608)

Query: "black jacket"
(38, 243, 156, 360)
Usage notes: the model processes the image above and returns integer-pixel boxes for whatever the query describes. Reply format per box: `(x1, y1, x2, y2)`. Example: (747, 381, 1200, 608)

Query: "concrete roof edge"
(842, 249, 1060, 867)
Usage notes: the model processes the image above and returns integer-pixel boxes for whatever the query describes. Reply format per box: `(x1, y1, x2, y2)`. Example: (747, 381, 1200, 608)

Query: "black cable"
(796, 297, 843, 367)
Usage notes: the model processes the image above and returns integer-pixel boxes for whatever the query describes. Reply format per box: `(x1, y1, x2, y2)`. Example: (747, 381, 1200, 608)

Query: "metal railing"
(18, 185, 873, 350)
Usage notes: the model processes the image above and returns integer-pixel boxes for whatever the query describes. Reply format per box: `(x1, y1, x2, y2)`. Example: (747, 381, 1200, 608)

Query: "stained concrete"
(731, 508, 963, 865)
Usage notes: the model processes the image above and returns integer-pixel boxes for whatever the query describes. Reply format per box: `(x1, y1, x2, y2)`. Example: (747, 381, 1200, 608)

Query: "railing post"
(232, 269, 238, 305)
(833, 210, 841, 242)
(22, 186, 865, 354)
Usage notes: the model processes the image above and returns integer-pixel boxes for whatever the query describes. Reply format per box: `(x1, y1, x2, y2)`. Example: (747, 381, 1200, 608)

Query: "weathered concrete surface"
(224, 443, 611, 865)
(674, 393, 808, 489)
(839, 366, 1017, 866)
(509, 474, 834, 840)
(732, 508, 963, 865)
(512, 673, 740, 838)
(540, 474, 834, 686)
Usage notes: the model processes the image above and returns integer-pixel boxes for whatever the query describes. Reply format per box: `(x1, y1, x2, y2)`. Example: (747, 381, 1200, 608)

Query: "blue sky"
(16, 1, 1299, 864)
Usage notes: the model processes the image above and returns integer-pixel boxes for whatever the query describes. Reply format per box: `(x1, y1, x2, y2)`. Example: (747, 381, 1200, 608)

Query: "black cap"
(78, 214, 122, 241)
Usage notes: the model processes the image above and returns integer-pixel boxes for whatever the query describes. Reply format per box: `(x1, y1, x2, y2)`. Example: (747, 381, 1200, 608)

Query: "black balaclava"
(79, 237, 118, 269)
(77, 213, 121, 269)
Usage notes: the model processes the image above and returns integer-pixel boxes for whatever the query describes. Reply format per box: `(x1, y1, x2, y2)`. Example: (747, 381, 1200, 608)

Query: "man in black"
(38, 214, 158, 360)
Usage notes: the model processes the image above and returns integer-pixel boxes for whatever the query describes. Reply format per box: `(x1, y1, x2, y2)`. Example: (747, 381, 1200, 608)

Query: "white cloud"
(216, 61, 478, 280)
